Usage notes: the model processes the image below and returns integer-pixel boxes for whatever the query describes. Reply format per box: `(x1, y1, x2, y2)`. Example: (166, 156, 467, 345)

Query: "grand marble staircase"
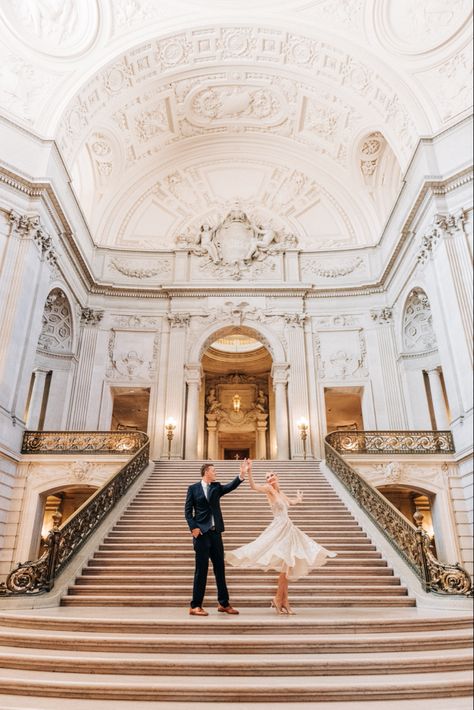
(62, 460, 415, 608)
(0, 460, 471, 707)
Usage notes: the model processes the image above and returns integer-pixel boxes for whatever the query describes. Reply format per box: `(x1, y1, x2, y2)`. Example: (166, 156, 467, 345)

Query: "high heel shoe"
(270, 598, 285, 614)
(281, 603, 296, 615)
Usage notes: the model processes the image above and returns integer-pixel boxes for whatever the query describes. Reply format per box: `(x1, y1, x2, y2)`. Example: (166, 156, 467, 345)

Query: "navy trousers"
(190, 529, 229, 608)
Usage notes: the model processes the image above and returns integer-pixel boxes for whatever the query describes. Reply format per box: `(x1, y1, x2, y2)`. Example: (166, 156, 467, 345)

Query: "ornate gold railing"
(22, 430, 146, 455)
(0, 431, 149, 596)
(326, 430, 455, 455)
(325, 431, 472, 596)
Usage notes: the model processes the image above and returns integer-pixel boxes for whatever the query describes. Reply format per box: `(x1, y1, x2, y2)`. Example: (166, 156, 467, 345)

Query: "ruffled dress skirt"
(226, 500, 337, 582)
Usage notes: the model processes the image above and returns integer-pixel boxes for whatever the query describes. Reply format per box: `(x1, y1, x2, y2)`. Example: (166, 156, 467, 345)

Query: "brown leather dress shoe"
(217, 604, 239, 615)
(189, 607, 208, 616)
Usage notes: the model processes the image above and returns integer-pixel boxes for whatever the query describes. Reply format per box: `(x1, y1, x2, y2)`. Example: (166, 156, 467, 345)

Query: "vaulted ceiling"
(0, 1, 471, 251)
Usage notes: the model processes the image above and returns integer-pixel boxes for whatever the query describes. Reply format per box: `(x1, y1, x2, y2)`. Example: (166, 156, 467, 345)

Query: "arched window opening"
(36, 485, 97, 558)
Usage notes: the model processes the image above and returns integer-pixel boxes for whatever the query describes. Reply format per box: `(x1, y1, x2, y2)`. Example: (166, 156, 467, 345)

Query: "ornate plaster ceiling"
(0, 1, 471, 251)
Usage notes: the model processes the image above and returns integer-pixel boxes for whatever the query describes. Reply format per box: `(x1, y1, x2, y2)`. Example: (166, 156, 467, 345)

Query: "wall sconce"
(297, 417, 309, 461)
(233, 393, 241, 412)
(164, 417, 176, 460)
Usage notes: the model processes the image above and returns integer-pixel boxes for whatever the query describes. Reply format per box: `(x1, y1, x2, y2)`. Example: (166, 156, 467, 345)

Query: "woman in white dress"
(226, 460, 336, 614)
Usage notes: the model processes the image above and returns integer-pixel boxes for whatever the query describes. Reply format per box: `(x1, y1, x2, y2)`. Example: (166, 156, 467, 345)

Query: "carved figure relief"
(402, 288, 437, 352)
(178, 206, 297, 280)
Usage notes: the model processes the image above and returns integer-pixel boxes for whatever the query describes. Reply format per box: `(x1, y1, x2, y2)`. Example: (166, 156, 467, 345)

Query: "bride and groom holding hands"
(184, 458, 336, 616)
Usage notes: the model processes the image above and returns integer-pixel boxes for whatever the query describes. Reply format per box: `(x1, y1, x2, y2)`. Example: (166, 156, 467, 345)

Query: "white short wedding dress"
(226, 493, 336, 581)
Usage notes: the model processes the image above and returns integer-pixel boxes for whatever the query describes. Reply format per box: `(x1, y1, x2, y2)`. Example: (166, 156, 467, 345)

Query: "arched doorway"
(184, 320, 291, 461)
(201, 331, 273, 460)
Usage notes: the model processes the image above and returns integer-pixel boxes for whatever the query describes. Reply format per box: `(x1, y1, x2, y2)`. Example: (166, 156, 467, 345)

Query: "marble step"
(82, 565, 395, 576)
(66, 585, 409, 597)
(61, 596, 416, 607)
(0, 647, 471, 677)
(75, 575, 402, 586)
(0, 668, 470, 702)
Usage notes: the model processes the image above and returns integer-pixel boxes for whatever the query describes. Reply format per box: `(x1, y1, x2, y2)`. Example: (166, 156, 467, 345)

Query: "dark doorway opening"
(224, 448, 250, 460)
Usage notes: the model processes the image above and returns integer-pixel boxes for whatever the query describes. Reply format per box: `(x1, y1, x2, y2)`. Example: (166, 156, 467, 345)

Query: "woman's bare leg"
(272, 572, 288, 612)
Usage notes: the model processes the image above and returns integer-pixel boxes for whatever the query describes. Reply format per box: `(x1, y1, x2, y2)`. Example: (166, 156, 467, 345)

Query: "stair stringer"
(0, 462, 155, 611)
(320, 461, 473, 611)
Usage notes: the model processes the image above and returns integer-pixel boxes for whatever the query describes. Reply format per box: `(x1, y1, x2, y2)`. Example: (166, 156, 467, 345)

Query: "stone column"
(285, 314, 313, 459)
(271, 363, 289, 460)
(256, 413, 268, 459)
(207, 416, 218, 459)
(161, 313, 190, 459)
(26, 368, 50, 429)
(185, 364, 202, 459)
(418, 212, 472, 439)
(426, 367, 450, 430)
(67, 309, 104, 429)
(0, 212, 55, 426)
(368, 308, 408, 429)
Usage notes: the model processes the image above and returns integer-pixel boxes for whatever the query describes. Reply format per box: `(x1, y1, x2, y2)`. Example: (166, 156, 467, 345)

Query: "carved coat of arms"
(176, 206, 297, 280)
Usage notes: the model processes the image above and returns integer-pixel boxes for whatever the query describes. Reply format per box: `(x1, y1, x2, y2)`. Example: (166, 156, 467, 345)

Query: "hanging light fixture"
(233, 393, 241, 412)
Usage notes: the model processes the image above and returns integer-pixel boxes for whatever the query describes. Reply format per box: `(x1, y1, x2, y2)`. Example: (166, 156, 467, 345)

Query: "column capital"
(417, 211, 466, 264)
(185, 363, 202, 387)
(271, 362, 289, 385)
(80, 307, 104, 327)
(168, 312, 191, 328)
(370, 307, 393, 325)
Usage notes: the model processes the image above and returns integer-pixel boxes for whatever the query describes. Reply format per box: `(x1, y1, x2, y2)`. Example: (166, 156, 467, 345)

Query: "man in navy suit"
(185, 461, 246, 616)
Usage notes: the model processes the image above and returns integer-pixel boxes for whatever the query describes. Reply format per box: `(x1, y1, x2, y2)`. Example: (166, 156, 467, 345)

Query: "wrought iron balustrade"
(1, 430, 150, 596)
(22, 430, 146, 455)
(326, 430, 455, 455)
(325, 431, 471, 597)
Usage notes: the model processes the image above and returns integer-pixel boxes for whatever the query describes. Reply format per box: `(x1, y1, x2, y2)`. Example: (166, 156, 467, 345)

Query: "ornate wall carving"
(402, 288, 437, 353)
(37, 289, 73, 354)
(314, 328, 369, 380)
(106, 329, 160, 381)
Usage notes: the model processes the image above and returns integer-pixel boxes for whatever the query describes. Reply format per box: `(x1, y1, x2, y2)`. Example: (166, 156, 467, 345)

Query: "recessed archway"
(201, 328, 273, 460)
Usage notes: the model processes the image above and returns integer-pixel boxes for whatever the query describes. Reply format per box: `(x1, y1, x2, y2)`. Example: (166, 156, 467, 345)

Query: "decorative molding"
(108, 258, 171, 279)
(302, 256, 364, 278)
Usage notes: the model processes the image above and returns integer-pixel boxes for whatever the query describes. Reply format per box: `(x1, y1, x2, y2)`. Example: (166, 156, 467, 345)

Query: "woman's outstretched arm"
(282, 489, 304, 506)
(246, 459, 271, 494)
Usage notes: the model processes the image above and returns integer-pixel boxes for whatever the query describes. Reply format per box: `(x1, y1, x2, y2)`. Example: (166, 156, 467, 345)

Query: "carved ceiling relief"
(0, 0, 100, 56)
(115, 161, 357, 251)
(106, 329, 160, 381)
(37, 289, 73, 354)
(56, 27, 419, 163)
(314, 329, 369, 381)
(402, 288, 437, 353)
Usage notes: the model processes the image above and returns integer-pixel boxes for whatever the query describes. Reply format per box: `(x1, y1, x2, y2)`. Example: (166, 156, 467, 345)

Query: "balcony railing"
(326, 430, 455, 455)
(1, 430, 150, 596)
(325, 430, 471, 597)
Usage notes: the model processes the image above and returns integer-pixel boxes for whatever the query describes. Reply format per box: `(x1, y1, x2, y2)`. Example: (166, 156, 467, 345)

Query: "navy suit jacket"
(184, 476, 243, 534)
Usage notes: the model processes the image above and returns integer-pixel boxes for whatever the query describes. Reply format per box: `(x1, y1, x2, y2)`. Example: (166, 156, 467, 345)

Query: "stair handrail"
(326, 429, 455, 454)
(325, 430, 472, 596)
(0, 430, 150, 596)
